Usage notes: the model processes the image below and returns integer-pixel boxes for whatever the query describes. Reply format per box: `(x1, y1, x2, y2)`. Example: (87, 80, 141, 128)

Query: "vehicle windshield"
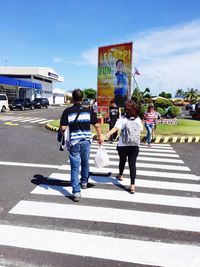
(34, 99, 41, 102)
(13, 99, 23, 104)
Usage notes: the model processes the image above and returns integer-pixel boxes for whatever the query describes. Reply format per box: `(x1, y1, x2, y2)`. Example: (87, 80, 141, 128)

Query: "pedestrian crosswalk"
(0, 142, 200, 266)
(0, 115, 53, 125)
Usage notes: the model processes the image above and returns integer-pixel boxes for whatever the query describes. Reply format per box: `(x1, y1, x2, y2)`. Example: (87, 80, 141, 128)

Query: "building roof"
(0, 67, 64, 82)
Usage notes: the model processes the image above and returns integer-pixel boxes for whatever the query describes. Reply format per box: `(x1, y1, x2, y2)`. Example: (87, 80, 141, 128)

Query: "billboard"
(97, 42, 132, 108)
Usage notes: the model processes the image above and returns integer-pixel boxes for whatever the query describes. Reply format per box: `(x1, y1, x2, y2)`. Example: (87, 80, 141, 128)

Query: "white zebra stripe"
(59, 165, 199, 180)
(38, 120, 53, 124)
(90, 153, 184, 163)
(9, 200, 200, 232)
(91, 144, 176, 153)
(48, 172, 200, 192)
(88, 159, 190, 171)
(31, 185, 200, 209)
(0, 224, 199, 267)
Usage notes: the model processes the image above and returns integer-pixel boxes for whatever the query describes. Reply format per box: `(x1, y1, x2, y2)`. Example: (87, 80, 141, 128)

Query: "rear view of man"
(60, 89, 103, 202)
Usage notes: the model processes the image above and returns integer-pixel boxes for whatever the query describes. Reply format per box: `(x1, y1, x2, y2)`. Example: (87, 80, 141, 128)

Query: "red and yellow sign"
(97, 42, 132, 108)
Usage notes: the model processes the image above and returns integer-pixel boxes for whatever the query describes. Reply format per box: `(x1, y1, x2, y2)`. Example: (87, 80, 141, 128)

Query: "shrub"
(139, 104, 148, 118)
(167, 105, 181, 118)
(154, 98, 172, 108)
(156, 107, 166, 117)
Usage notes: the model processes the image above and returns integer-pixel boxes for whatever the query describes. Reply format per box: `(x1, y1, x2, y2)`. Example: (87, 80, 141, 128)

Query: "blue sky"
(0, 0, 200, 96)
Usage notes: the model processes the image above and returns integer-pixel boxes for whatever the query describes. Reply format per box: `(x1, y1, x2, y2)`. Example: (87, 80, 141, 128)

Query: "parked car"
(32, 98, 49, 108)
(0, 94, 9, 112)
(9, 98, 34, 111)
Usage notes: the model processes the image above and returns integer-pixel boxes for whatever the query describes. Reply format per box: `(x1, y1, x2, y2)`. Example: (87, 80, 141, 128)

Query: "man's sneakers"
(73, 183, 87, 202)
(81, 183, 87, 189)
(73, 192, 81, 202)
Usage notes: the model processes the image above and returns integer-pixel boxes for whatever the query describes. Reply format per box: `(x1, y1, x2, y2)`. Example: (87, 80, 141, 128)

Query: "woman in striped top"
(143, 104, 157, 147)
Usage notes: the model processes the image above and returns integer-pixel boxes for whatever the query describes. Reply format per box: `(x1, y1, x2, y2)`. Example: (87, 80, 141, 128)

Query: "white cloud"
(53, 48, 98, 66)
(54, 20, 200, 95)
(133, 20, 200, 95)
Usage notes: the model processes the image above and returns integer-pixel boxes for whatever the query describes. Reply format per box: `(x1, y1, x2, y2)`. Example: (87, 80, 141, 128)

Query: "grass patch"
(50, 120, 60, 128)
(48, 118, 200, 136)
(155, 119, 200, 136)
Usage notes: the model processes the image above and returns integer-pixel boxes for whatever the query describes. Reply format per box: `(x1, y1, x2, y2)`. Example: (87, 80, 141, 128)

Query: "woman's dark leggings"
(117, 146, 139, 185)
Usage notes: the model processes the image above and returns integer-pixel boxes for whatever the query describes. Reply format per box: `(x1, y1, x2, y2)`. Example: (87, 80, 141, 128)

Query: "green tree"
(83, 88, 96, 99)
(184, 88, 199, 102)
(159, 91, 172, 99)
(175, 89, 184, 97)
(131, 87, 151, 104)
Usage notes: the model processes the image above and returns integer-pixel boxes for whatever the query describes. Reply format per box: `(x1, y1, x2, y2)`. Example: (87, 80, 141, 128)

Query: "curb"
(46, 123, 58, 132)
(46, 123, 200, 143)
(152, 136, 200, 143)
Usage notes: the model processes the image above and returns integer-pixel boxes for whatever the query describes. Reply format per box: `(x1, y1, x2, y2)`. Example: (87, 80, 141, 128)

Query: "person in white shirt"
(106, 100, 143, 193)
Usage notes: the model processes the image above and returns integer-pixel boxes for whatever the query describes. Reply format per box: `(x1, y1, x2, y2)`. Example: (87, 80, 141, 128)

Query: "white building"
(0, 67, 64, 103)
(52, 88, 65, 104)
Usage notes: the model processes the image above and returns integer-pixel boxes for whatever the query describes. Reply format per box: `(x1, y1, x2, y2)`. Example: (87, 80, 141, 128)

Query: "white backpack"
(122, 118, 140, 146)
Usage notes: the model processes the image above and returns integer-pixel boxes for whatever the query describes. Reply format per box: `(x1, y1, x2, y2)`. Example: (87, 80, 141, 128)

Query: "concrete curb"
(46, 123, 200, 143)
(46, 123, 58, 132)
(149, 136, 200, 144)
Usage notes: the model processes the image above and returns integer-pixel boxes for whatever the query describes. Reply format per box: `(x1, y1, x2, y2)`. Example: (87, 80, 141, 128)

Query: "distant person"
(60, 89, 103, 202)
(191, 102, 196, 112)
(114, 59, 128, 107)
(143, 104, 157, 147)
(92, 98, 98, 113)
(106, 100, 143, 194)
(108, 99, 119, 142)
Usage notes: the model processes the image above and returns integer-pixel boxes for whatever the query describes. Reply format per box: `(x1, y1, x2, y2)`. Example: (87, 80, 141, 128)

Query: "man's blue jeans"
(145, 123, 154, 144)
(69, 140, 91, 194)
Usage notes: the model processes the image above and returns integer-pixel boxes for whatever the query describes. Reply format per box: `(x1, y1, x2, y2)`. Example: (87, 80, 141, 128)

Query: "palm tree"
(175, 89, 184, 97)
(131, 87, 151, 104)
(184, 88, 199, 102)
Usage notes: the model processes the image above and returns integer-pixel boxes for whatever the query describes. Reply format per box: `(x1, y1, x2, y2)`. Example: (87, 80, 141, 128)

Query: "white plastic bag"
(94, 146, 110, 168)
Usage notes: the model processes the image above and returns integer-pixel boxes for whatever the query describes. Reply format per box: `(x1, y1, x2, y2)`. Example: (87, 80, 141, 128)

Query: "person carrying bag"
(59, 89, 103, 202)
(106, 100, 143, 194)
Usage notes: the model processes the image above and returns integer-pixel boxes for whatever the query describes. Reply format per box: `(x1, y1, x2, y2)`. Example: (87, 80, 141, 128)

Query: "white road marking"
(38, 120, 53, 124)
(93, 142, 172, 148)
(59, 164, 199, 180)
(0, 224, 199, 267)
(91, 144, 176, 153)
(138, 152, 180, 158)
(88, 159, 190, 171)
(20, 117, 40, 122)
(91, 149, 180, 158)
(90, 153, 184, 164)
(48, 172, 200, 192)
(29, 118, 48, 123)
(31, 185, 200, 209)
(9, 200, 200, 232)
(0, 161, 60, 169)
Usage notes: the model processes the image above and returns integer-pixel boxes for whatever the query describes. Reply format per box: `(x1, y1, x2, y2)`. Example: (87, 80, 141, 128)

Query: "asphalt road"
(0, 106, 200, 267)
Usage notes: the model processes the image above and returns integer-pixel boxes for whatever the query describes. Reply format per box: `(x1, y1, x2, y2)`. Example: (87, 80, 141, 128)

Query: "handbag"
(59, 109, 82, 151)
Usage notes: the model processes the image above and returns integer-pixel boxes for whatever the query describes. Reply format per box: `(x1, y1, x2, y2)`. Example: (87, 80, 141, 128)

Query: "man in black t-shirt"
(60, 89, 103, 202)
(108, 99, 119, 142)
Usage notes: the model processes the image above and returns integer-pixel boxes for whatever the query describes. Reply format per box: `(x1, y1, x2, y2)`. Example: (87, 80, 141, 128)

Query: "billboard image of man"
(114, 59, 128, 107)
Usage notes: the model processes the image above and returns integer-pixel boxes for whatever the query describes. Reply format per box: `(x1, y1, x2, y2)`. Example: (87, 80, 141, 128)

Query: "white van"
(0, 94, 9, 112)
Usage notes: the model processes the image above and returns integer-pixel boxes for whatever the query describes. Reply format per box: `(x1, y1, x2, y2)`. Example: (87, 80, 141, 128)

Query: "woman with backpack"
(106, 100, 143, 193)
